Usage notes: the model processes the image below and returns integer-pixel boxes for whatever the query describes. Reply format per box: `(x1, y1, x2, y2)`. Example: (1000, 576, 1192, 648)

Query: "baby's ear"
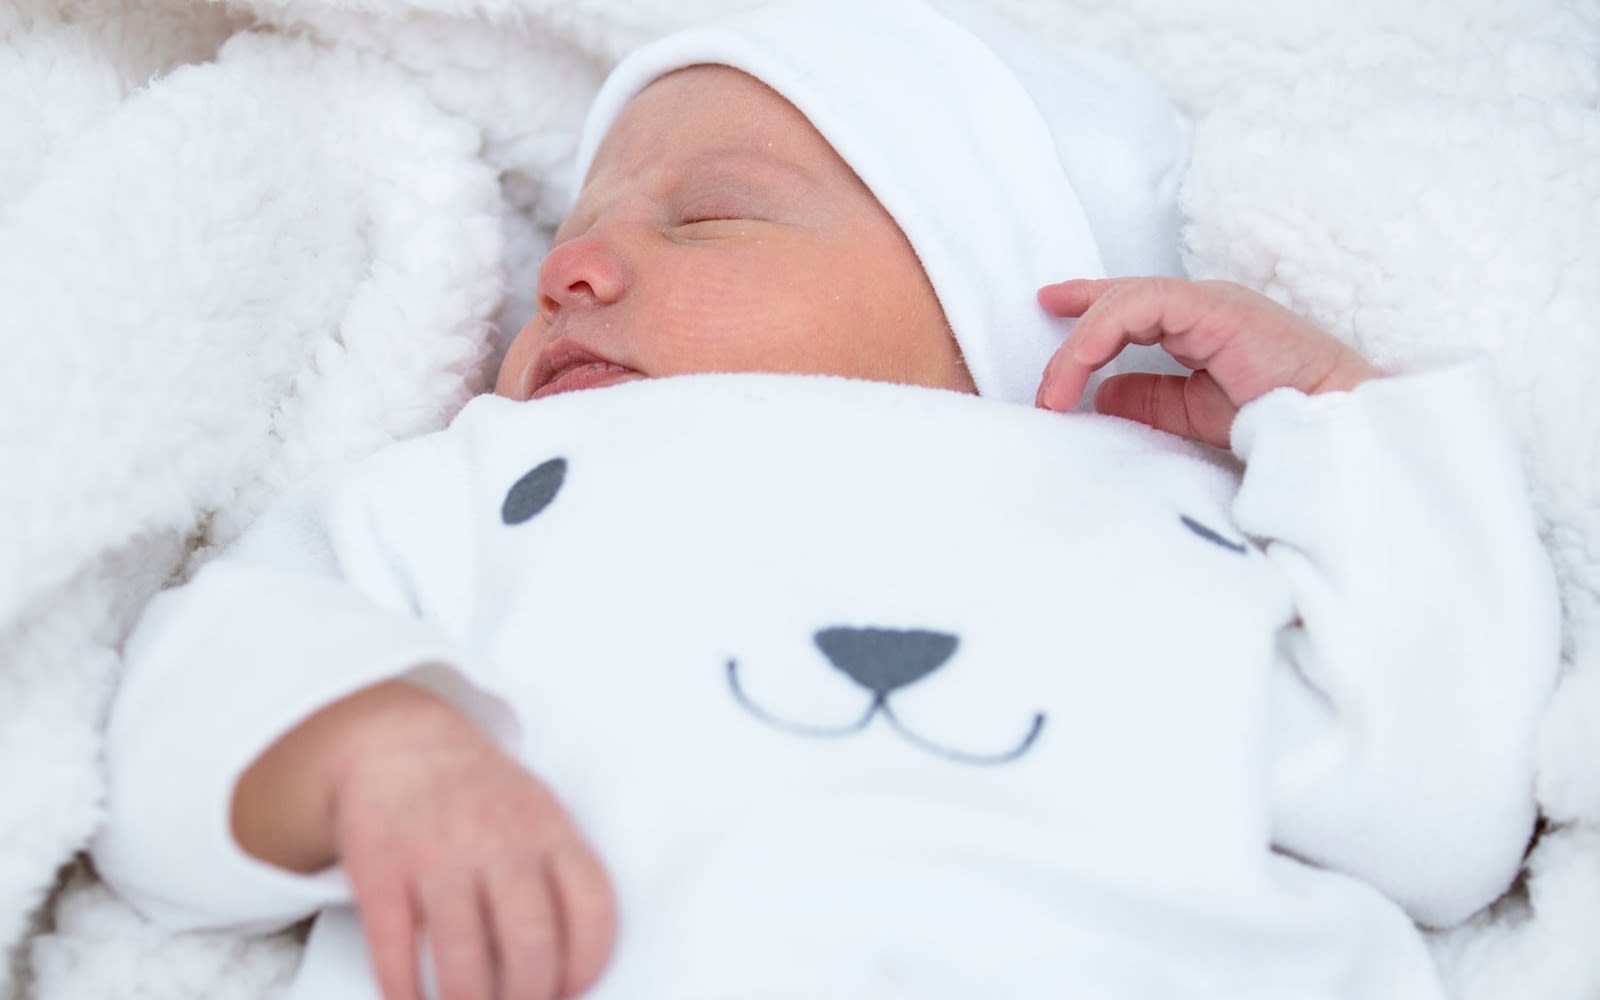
(502, 457, 567, 525)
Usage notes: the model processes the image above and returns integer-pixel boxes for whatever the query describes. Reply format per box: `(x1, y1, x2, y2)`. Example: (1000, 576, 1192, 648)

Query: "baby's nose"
(536, 229, 629, 315)
(814, 626, 958, 696)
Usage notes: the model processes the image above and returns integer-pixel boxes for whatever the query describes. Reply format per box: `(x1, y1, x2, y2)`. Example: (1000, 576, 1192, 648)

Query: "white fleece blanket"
(0, 0, 1595, 998)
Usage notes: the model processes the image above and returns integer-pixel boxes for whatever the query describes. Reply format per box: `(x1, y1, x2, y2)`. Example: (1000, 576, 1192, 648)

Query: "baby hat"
(572, 0, 1190, 404)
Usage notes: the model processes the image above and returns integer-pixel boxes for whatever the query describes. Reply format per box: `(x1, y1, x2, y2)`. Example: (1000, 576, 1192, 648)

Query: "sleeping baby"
(91, 1, 1561, 998)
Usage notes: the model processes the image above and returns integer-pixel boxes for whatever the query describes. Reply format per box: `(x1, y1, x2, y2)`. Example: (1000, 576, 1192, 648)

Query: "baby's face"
(495, 65, 975, 401)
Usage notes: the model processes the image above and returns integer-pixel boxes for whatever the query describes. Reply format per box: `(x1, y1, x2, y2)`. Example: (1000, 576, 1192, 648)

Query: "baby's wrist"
(232, 677, 480, 872)
(322, 677, 484, 793)
(1308, 354, 1383, 395)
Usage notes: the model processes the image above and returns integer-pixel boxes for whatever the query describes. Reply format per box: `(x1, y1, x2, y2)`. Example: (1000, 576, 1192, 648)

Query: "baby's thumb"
(1094, 371, 1236, 449)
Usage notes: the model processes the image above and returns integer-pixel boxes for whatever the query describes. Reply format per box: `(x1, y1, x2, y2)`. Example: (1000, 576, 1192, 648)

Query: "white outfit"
(94, 368, 1558, 999)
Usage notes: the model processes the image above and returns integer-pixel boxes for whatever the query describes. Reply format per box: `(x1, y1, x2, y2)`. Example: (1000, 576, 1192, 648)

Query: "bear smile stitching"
(727, 626, 1045, 767)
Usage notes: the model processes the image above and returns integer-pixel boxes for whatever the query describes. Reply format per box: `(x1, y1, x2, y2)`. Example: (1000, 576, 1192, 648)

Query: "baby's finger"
(548, 842, 618, 998)
(1036, 277, 1140, 318)
(351, 868, 423, 1000)
(1036, 279, 1177, 412)
(483, 861, 561, 1000)
(1035, 337, 1088, 412)
(420, 876, 494, 1000)
(1067, 277, 1201, 366)
(1093, 371, 1237, 449)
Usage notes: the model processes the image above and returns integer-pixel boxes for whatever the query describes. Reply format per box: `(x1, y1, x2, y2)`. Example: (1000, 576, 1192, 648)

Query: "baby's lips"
(530, 361, 643, 401)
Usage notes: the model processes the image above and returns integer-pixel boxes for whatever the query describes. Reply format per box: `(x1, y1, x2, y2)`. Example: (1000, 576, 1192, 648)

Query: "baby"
(92, 1, 1560, 999)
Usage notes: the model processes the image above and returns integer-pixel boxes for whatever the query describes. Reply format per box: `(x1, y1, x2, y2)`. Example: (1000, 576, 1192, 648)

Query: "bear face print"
(470, 375, 1279, 864)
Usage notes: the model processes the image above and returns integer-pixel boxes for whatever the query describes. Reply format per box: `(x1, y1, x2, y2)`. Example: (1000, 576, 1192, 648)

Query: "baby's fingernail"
(1036, 361, 1057, 405)
(1037, 381, 1063, 412)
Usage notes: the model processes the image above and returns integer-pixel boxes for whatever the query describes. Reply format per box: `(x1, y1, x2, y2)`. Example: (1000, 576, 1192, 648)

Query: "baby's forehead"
(574, 65, 862, 207)
(641, 63, 790, 115)
(594, 66, 827, 166)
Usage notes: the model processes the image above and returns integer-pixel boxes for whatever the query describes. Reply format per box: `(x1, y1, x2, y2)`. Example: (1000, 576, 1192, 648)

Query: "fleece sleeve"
(92, 411, 519, 934)
(1234, 361, 1561, 929)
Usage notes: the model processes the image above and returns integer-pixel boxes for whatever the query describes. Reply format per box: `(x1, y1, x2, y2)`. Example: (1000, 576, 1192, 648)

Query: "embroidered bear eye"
(502, 458, 567, 526)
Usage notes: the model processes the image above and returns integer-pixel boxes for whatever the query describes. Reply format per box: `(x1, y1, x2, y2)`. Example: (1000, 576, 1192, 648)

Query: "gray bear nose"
(814, 627, 958, 696)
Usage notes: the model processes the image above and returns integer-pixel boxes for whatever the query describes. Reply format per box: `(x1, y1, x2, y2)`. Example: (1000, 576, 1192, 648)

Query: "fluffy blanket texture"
(0, 0, 1595, 997)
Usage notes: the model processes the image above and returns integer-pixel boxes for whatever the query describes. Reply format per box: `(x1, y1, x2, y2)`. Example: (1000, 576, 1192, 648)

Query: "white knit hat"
(573, 0, 1190, 404)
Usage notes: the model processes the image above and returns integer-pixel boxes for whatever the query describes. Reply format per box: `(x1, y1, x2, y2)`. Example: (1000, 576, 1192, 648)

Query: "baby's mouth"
(529, 337, 644, 400)
(531, 359, 643, 400)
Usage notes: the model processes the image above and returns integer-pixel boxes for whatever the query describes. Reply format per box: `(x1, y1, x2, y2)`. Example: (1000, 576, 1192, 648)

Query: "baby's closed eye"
(672, 192, 775, 230)
(669, 207, 775, 241)
(669, 170, 804, 230)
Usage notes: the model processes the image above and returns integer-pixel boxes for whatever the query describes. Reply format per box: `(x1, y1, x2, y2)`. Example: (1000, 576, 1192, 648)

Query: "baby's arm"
(94, 406, 612, 1000)
(1036, 277, 1560, 927)
(230, 678, 612, 1000)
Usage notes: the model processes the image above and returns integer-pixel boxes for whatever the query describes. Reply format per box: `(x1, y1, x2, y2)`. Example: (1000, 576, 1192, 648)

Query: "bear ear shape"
(502, 458, 567, 525)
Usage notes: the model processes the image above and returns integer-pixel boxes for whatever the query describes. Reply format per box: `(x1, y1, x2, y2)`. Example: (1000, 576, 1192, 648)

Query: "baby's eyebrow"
(559, 146, 820, 239)
(676, 146, 821, 191)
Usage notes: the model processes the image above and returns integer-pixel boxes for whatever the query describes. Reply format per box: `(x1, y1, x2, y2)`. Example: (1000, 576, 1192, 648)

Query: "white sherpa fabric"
(0, 0, 1596, 999)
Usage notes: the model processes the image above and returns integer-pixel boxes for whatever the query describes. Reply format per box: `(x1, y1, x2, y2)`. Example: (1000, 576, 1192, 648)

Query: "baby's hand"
(328, 690, 615, 1000)
(1034, 277, 1381, 447)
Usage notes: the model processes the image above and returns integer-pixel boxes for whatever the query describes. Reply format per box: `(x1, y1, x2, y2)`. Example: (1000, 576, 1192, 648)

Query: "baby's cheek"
(495, 320, 545, 399)
(650, 263, 786, 368)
